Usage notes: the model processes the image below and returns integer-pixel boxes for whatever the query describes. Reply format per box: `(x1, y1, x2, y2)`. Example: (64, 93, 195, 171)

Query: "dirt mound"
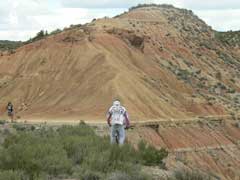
(0, 5, 239, 121)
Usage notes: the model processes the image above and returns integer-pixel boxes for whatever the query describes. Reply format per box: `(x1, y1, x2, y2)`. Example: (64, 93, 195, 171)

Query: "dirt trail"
(15, 114, 239, 126)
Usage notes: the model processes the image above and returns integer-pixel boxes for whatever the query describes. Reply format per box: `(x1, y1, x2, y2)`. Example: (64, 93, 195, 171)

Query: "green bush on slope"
(138, 140, 168, 166)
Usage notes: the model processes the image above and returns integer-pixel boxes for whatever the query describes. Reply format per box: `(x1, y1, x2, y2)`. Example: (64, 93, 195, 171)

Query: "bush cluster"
(170, 168, 213, 180)
(138, 141, 168, 166)
(0, 123, 168, 179)
(129, 4, 174, 11)
(215, 30, 240, 47)
(0, 40, 22, 51)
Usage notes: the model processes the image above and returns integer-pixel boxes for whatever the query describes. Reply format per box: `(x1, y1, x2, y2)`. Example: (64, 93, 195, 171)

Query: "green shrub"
(25, 30, 48, 44)
(227, 88, 236, 93)
(58, 123, 95, 137)
(59, 124, 143, 174)
(215, 72, 222, 80)
(80, 171, 102, 180)
(0, 170, 26, 180)
(107, 170, 149, 180)
(215, 30, 240, 46)
(171, 168, 211, 180)
(83, 144, 139, 173)
(50, 29, 62, 35)
(138, 141, 168, 166)
(73, 167, 103, 180)
(217, 51, 236, 65)
(129, 4, 174, 11)
(0, 40, 22, 51)
(230, 78, 235, 83)
(176, 69, 193, 82)
(12, 124, 27, 131)
(0, 131, 72, 179)
(0, 120, 6, 125)
(107, 171, 131, 180)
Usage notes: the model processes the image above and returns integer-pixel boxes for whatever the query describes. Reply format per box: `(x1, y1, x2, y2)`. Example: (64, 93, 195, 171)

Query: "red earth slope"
(0, 5, 239, 121)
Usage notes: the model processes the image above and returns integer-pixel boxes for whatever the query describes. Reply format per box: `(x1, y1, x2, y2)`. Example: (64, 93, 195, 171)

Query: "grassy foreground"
(0, 122, 168, 180)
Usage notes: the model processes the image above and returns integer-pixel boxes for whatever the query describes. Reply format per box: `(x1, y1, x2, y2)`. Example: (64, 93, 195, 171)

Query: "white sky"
(0, 0, 240, 41)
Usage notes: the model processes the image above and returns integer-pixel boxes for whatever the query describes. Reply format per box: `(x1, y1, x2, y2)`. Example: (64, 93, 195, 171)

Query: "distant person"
(6, 102, 14, 123)
(107, 100, 130, 145)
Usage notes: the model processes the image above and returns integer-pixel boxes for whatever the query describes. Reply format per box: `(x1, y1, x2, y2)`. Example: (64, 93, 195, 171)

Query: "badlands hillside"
(0, 4, 240, 121)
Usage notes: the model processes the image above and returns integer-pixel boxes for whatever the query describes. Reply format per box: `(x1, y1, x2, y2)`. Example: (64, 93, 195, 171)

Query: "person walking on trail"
(6, 102, 14, 123)
(107, 100, 130, 145)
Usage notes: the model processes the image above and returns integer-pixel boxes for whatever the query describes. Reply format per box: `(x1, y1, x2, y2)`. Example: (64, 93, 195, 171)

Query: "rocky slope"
(139, 118, 240, 180)
(94, 116, 240, 180)
(215, 30, 240, 48)
(0, 4, 239, 121)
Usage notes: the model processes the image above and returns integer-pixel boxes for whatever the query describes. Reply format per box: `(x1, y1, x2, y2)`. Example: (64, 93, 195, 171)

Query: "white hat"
(113, 100, 121, 106)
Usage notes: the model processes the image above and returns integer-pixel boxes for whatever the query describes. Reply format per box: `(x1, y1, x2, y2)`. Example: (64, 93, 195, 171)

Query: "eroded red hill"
(0, 5, 239, 121)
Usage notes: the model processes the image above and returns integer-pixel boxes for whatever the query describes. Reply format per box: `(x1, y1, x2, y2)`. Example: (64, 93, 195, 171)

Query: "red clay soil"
(127, 119, 240, 179)
(0, 5, 239, 122)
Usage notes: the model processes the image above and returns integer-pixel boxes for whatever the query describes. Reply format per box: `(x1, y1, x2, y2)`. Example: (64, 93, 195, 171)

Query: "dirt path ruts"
(14, 114, 239, 127)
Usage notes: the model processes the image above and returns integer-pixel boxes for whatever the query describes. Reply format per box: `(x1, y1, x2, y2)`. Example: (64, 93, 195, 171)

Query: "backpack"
(7, 105, 13, 112)
(110, 105, 126, 125)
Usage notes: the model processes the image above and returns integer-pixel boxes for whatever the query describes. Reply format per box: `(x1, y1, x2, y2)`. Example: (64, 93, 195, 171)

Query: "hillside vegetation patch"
(0, 123, 168, 180)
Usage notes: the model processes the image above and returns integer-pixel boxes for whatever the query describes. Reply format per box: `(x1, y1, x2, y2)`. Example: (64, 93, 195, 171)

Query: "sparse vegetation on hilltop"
(215, 30, 240, 47)
(129, 3, 175, 11)
(25, 30, 48, 44)
(0, 40, 22, 51)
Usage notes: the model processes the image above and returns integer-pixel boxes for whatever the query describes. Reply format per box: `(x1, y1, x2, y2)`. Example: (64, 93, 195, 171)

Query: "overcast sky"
(1, 0, 240, 41)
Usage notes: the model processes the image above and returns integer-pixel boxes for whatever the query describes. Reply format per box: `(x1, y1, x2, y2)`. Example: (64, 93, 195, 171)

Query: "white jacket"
(108, 105, 127, 125)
